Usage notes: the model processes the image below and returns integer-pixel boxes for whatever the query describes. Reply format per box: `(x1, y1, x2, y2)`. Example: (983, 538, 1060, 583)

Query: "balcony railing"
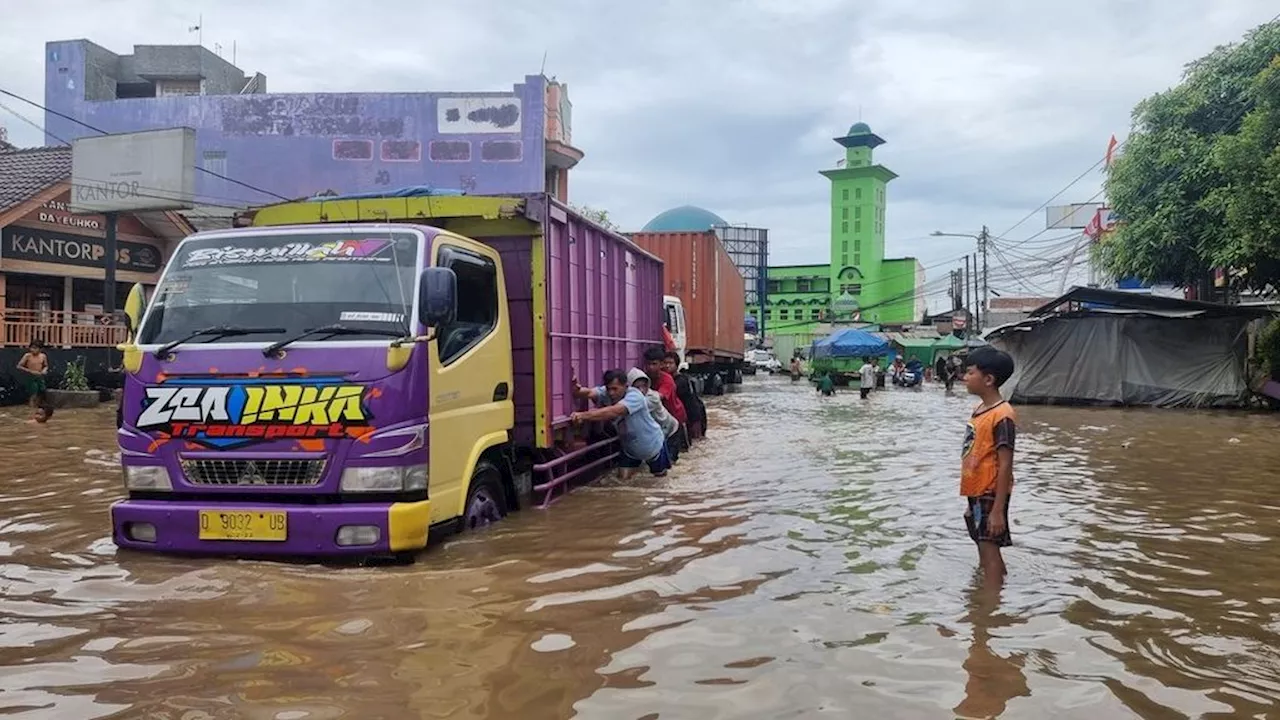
(2, 309, 127, 348)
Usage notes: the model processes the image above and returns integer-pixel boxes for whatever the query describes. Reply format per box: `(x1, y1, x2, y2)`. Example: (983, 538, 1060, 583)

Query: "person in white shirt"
(628, 368, 681, 463)
(859, 356, 877, 400)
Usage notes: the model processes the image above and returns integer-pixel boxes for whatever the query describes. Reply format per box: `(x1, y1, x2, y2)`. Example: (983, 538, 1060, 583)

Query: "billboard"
(1045, 203, 1104, 230)
(70, 127, 197, 213)
(45, 41, 550, 204)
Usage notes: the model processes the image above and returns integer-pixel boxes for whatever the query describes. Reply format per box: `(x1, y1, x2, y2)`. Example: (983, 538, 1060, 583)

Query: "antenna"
(189, 14, 203, 47)
(540, 50, 548, 76)
(233, 41, 237, 67)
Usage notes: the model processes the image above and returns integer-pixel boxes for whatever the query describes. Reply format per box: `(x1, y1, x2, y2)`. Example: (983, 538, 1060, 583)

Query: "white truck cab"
(663, 295, 689, 370)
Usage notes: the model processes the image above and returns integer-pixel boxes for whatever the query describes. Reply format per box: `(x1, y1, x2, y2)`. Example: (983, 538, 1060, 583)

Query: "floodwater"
(2, 381, 1280, 720)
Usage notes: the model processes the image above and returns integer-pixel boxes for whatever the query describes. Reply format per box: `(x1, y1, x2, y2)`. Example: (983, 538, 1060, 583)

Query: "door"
(427, 238, 515, 524)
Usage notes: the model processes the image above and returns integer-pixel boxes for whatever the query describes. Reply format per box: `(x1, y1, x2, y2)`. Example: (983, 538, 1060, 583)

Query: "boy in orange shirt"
(960, 347, 1017, 586)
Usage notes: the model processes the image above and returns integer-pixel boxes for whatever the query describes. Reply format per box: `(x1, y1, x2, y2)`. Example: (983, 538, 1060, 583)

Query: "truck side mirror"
(123, 283, 146, 336)
(418, 267, 457, 328)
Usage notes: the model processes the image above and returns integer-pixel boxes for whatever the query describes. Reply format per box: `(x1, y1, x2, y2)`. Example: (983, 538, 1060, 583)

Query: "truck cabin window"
(138, 232, 420, 345)
(438, 247, 498, 364)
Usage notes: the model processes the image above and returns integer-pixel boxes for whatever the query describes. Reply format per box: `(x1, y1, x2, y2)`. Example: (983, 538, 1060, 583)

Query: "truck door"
(428, 240, 514, 525)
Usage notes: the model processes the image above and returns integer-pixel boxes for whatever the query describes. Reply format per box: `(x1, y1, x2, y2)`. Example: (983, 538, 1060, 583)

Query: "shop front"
(0, 187, 182, 348)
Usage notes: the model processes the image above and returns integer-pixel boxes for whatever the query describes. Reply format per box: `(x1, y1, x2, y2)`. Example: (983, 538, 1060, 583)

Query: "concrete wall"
(45, 40, 547, 204)
(876, 258, 922, 325)
(0, 347, 119, 406)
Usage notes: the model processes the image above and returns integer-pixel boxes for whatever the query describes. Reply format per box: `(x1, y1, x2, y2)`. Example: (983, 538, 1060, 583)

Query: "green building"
(751, 122, 923, 343)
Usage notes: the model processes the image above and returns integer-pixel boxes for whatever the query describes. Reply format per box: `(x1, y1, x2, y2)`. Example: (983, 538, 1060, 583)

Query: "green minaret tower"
(820, 122, 899, 321)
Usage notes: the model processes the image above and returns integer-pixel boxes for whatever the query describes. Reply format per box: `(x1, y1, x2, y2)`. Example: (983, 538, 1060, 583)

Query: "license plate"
(198, 510, 287, 541)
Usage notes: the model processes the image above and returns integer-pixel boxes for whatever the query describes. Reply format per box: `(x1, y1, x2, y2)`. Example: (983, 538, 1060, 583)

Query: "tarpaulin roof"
(933, 334, 966, 349)
(811, 328, 890, 358)
(893, 337, 937, 350)
(1027, 286, 1272, 320)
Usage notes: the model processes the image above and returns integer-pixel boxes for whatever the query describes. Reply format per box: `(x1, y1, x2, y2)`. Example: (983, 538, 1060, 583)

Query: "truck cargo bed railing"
(531, 436, 618, 508)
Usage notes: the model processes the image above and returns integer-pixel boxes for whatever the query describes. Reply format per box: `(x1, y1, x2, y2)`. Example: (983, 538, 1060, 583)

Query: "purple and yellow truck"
(111, 193, 663, 559)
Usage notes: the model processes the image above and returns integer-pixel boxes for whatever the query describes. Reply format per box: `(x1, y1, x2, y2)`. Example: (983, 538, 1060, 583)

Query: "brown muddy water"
(2, 379, 1279, 719)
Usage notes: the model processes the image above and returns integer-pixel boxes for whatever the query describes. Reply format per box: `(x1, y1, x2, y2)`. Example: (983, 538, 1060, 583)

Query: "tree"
(1098, 20, 1280, 291)
(571, 204, 621, 231)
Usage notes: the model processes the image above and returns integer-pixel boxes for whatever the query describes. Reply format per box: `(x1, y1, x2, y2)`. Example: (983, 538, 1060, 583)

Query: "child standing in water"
(16, 340, 49, 417)
(960, 347, 1018, 586)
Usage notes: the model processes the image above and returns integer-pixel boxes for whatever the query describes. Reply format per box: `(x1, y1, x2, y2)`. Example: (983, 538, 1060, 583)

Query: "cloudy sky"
(0, 0, 1275, 298)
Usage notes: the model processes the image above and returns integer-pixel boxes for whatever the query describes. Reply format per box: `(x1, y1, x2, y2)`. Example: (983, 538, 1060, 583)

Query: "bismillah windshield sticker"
(182, 238, 394, 268)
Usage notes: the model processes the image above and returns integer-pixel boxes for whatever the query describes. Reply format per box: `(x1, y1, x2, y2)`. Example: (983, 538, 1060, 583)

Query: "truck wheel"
(462, 461, 507, 531)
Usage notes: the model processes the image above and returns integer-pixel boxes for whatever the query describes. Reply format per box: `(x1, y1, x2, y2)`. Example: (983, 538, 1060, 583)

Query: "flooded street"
(3, 380, 1280, 719)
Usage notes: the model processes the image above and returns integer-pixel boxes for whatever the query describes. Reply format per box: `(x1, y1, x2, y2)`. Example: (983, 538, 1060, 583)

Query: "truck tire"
(462, 460, 507, 531)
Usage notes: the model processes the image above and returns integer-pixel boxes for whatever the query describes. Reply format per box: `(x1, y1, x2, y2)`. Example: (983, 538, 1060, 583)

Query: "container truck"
(629, 231, 746, 394)
(111, 193, 664, 559)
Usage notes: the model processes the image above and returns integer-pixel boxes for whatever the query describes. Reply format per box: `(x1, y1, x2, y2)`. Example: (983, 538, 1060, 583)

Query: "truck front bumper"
(111, 499, 431, 558)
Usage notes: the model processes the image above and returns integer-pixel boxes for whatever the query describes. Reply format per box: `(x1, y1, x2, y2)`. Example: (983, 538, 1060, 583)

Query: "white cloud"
(0, 0, 1275, 299)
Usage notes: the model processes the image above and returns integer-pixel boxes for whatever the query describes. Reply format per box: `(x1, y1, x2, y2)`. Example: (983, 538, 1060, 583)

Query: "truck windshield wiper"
(154, 325, 287, 359)
(262, 324, 407, 357)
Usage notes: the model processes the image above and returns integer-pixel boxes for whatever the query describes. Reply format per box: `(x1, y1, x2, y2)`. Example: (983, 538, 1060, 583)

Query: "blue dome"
(848, 122, 872, 135)
(642, 205, 728, 232)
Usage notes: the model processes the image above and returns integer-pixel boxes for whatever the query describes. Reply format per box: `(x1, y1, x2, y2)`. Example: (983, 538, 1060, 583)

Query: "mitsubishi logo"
(237, 462, 266, 485)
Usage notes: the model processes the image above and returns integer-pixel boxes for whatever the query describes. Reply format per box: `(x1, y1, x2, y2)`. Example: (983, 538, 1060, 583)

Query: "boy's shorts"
(859, 387, 871, 399)
(618, 444, 672, 475)
(964, 493, 1012, 547)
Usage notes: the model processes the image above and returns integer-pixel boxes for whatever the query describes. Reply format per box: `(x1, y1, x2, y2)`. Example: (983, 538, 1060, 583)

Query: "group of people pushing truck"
(570, 347, 708, 478)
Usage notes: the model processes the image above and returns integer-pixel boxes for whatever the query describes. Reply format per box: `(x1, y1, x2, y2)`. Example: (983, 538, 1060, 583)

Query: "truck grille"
(180, 458, 327, 487)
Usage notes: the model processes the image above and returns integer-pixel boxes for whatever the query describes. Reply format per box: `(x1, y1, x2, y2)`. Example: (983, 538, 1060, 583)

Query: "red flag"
(1104, 135, 1118, 168)
(1085, 209, 1102, 240)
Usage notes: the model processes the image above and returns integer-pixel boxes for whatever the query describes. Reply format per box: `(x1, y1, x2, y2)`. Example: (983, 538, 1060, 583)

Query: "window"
(841, 241, 848, 254)
(855, 206, 862, 219)
(842, 188, 849, 201)
(855, 221, 862, 233)
(810, 309, 821, 320)
(842, 207, 849, 220)
(841, 283, 862, 295)
(856, 188, 863, 200)
(797, 279, 811, 292)
(767, 280, 781, 293)
(854, 239, 861, 252)
(841, 221, 849, 233)
(854, 254, 861, 265)
(764, 310, 772, 320)
(779, 309, 789, 320)
(202, 151, 227, 178)
(438, 247, 499, 365)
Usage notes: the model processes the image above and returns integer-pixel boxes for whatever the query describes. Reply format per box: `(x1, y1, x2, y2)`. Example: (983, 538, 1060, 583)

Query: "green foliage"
(1099, 20, 1280, 290)
(1259, 317, 1280, 377)
(60, 356, 90, 392)
(571, 204, 621, 231)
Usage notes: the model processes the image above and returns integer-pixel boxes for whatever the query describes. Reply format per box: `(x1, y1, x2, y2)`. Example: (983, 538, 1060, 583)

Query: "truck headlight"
(124, 465, 172, 491)
(340, 466, 428, 493)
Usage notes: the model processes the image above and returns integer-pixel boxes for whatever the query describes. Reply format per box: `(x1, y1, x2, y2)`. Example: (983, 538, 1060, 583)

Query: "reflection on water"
(1, 384, 1279, 718)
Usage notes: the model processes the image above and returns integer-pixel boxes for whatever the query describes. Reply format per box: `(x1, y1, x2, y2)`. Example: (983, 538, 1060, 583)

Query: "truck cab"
(112, 224, 515, 558)
(663, 295, 688, 370)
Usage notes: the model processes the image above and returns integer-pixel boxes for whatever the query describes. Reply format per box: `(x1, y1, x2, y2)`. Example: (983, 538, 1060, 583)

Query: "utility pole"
(964, 255, 971, 324)
(978, 225, 989, 334)
(104, 212, 118, 315)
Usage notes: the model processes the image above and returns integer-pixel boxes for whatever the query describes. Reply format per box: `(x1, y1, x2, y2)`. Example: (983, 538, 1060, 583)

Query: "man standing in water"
(858, 356, 877, 400)
(960, 347, 1017, 586)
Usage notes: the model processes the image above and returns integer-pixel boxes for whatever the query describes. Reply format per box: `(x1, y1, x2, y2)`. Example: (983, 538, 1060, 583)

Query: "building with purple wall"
(44, 40, 580, 214)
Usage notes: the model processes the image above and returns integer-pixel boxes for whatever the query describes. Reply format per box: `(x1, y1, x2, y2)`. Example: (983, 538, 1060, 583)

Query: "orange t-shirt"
(960, 400, 1017, 497)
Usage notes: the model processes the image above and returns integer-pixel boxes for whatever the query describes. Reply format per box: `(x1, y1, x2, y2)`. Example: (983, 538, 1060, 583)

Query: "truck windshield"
(138, 231, 420, 346)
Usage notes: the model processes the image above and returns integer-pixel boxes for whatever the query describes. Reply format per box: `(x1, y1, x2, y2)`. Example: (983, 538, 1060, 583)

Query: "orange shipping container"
(629, 231, 745, 361)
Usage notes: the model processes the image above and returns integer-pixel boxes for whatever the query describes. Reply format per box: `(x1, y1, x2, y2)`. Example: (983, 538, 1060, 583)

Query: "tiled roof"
(0, 146, 71, 215)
